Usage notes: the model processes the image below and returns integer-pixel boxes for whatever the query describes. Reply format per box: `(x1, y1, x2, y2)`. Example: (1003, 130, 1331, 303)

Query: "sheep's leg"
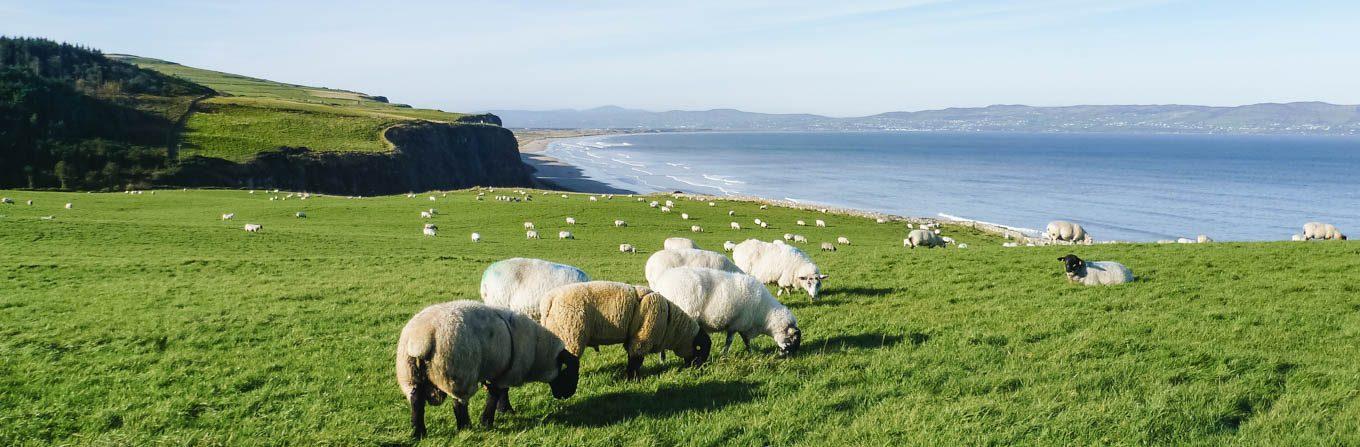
(497, 389, 514, 414)
(409, 390, 427, 439)
(722, 331, 736, 354)
(625, 354, 645, 381)
(480, 386, 505, 427)
(454, 400, 471, 429)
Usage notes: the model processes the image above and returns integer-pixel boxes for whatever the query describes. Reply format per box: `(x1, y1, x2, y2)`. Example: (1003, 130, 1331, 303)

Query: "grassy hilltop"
(2, 189, 1358, 445)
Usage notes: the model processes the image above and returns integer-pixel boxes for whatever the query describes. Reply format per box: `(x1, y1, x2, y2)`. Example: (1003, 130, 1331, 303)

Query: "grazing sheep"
(649, 201, 659, 208)
(480, 258, 589, 320)
(524, 222, 535, 230)
(614, 220, 628, 227)
(421, 211, 433, 219)
(1303, 222, 1346, 240)
(732, 239, 828, 300)
(796, 220, 806, 226)
(690, 225, 703, 233)
(723, 241, 737, 252)
(1058, 254, 1134, 286)
(295, 211, 307, 218)
(589, 196, 598, 202)
(64, 203, 73, 209)
(471, 233, 481, 243)
(661, 206, 671, 213)
(652, 267, 801, 356)
(423, 224, 438, 237)
(730, 222, 741, 230)
(759, 205, 768, 210)
(539, 282, 711, 379)
(836, 236, 850, 245)
(904, 229, 947, 248)
(815, 219, 826, 228)
(558, 231, 574, 240)
(820, 242, 836, 252)
(783, 233, 793, 241)
(1197, 234, 1213, 243)
(619, 244, 636, 253)
(396, 301, 579, 437)
(644, 248, 742, 287)
(0, 198, 12, 204)
(1045, 220, 1093, 244)
(681, 213, 690, 220)
(754, 218, 763, 226)
(664, 237, 699, 250)
(708, 202, 716, 207)
(759, 222, 769, 228)
(565, 217, 576, 225)
(221, 213, 235, 220)
(665, 200, 675, 208)
(792, 235, 808, 244)
(728, 210, 735, 216)
(526, 230, 539, 239)
(243, 224, 262, 232)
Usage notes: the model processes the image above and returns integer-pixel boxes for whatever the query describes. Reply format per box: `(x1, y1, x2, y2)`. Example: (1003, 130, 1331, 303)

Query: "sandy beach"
(515, 129, 637, 194)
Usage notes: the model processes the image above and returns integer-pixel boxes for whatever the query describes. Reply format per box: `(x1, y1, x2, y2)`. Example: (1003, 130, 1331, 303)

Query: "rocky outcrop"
(160, 121, 533, 194)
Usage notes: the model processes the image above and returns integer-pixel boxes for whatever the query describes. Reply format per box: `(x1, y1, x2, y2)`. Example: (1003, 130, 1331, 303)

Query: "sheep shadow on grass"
(550, 380, 758, 427)
(815, 332, 917, 352)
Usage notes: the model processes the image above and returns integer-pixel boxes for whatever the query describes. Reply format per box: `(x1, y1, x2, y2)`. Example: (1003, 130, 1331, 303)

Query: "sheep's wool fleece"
(480, 258, 589, 320)
(1071, 261, 1134, 286)
(540, 281, 699, 359)
(653, 267, 793, 336)
(644, 249, 742, 288)
(732, 239, 818, 289)
(396, 301, 565, 404)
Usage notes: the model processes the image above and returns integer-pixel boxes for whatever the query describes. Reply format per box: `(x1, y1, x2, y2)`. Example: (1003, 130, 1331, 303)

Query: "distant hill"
(490, 103, 1360, 134)
(1, 37, 529, 192)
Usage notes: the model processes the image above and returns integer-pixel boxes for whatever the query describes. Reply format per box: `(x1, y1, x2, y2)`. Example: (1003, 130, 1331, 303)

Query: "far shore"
(514, 129, 639, 194)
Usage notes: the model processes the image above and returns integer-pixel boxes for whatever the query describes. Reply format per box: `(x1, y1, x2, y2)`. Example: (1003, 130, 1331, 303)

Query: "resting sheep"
(644, 248, 742, 288)
(396, 301, 579, 437)
(470, 233, 481, 243)
(732, 239, 828, 301)
(423, 224, 437, 237)
(904, 229, 947, 248)
(664, 237, 698, 250)
(1058, 254, 1133, 286)
(652, 267, 801, 356)
(619, 243, 636, 253)
(539, 281, 711, 379)
(479, 258, 589, 320)
(1303, 222, 1346, 240)
(1045, 220, 1093, 244)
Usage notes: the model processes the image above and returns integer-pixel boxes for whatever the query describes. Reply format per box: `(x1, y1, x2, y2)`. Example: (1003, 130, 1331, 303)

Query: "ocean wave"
(937, 213, 1040, 236)
(667, 175, 734, 195)
(702, 174, 746, 185)
(610, 158, 644, 167)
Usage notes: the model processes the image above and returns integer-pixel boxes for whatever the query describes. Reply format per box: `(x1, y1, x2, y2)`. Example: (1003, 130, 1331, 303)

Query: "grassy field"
(1, 189, 1358, 446)
(110, 55, 468, 161)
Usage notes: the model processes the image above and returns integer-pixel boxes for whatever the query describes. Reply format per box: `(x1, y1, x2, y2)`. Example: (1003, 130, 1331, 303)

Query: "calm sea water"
(544, 131, 1360, 241)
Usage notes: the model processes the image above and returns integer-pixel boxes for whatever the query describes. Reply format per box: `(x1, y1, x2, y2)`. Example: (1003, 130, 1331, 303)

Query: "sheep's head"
(796, 268, 829, 299)
(775, 325, 802, 357)
(684, 330, 711, 368)
(549, 350, 579, 399)
(1058, 254, 1086, 276)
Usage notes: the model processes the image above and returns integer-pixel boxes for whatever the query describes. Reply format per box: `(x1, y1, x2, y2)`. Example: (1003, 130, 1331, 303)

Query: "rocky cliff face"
(162, 121, 533, 194)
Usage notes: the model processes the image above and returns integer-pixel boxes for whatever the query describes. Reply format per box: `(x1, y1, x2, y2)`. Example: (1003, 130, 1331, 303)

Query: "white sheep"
(560, 194, 569, 199)
(64, 203, 73, 209)
(1058, 254, 1134, 286)
(1045, 220, 1093, 244)
(526, 230, 539, 239)
(644, 248, 742, 288)
(759, 222, 769, 229)
(665, 200, 675, 207)
(1303, 222, 1346, 240)
(664, 237, 699, 250)
(723, 241, 737, 252)
(783, 233, 793, 241)
(708, 202, 716, 207)
(957, 243, 969, 249)
(905, 229, 947, 248)
(836, 236, 850, 245)
(471, 233, 481, 243)
(661, 206, 671, 213)
(754, 218, 763, 225)
(652, 267, 801, 355)
(558, 231, 574, 240)
(423, 224, 438, 237)
(1176, 237, 1194, 244)
(295, 211, 306, 218)
(420, 211, 433, 219)
(25, 200, 32, 206)
(524, 222, 535, 230)
(396, 301, 578, 437)
(428, 196, 436, 201)
(792, 235, 808, 244)
(796, 220, 806, 226)
(243, 224, 262, 232)
(614, 220, 628, 227)
(1197, 235, 1213, 243)
(730, 222, 741, 230)
(681, 213, 690, 220)
(619, 243, 636, 253)
(820, 242, 836, 252)
(732, 239, 828, 300)
(649, 201, 659, 208)
(815, 219, 826, 228)
(565, 217, 576, 225)
(728, 210, 735, 216)
(1002, 242, 1019, 247)
(480, 258, 589, 320)
(589, 196, 598, 202)
(691, 225, 703, 233)
(876, 218, 887, 224)
(759, 205, 768, 210)
(221, 213, 235, 220)
(0, 198, 12, 204)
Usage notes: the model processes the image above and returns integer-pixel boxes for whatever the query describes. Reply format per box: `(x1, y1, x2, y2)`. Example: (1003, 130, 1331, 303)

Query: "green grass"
(109, 55, 468, 161)
(1, 189, 1358, 445)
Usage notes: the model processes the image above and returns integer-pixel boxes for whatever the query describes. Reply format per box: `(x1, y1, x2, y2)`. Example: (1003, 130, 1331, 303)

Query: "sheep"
(619, 243, 636, 253)
(876, 218, 887, 224)
(728, 210, 735, 216)
(423, 224, 438, 237)
(561, 194, 569, 199)
(905, 229, 947, 248)
(614, 220, 628, 227)
(664, 237, 699, 250)
(1197, 234, 1213, 243)
(295, 211, 307, 218)
(681, 213, 690, 220)
(221, 213, 235, 220)
(644, 248, 743, 288)
(652, 267, 801, 356)
(1303, 222, 1346, 240)
(815, 219, 826, 228)
(665, 200, 675, 208)
(539, 281, 710, 379)
(754, 218, 763, 226)
(730, 222, 741, 230)
(243, 224, 262, 232)
(1058, 254, 1134, 286)
(1045, 220, 1093, 244)
(796, 220, 806, 226)
(836, 236, 850, 245)
(649, 201, 659, 208)
(524, 222, 535, 230)
(661, 206, 671, 213)
(0, 198, 12, 204)
(396, 301, 579, 437)
(428, 196, 436, 201)
(589, 196, 598, 202)
(940, 236, 956, 244)
(421, 211, 433, 219)
(479, 258, 589, 320)
(708, 202, 716, 207)
(723, 241, 737, 252)
(471, 233, 481, 243)
(759, 205, 768, 210)
(690, 225, 703, 233)
(558, 231, 574, 240)
(25, 200, 32, 206)
(732, 239, 828, 300)
(565, 217, 576, 225)
(783, 233, 793, 241)
(792, 235, 808, 244)
(957, 243, 969, 249)
(526, 230, 539, 239)
(64, 203, 72, 209)
(820, 242, 836, 251)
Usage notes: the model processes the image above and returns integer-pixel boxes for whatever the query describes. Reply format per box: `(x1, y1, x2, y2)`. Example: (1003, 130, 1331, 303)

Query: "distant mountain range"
(488, 102, 1360, 135)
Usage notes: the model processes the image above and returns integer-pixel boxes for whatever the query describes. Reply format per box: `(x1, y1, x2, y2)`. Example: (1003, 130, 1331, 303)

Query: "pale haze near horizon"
(4, 0, 1358, 117)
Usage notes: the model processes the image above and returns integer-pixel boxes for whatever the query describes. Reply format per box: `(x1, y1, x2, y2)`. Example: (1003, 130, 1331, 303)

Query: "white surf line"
(937, 212, 1040, 237)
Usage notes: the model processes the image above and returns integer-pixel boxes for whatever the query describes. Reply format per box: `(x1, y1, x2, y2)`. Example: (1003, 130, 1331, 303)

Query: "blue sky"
(4, 0, 1358, 116)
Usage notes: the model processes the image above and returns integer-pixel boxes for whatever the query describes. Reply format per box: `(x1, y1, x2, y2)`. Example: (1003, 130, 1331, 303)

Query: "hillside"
(490, 103, 1360, 134)
(0, 37, 530, 193)
(2, 188, 1357, 444)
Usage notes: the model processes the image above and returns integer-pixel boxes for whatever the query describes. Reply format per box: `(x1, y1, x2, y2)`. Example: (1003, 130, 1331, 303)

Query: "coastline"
(515, 129, 638, 194)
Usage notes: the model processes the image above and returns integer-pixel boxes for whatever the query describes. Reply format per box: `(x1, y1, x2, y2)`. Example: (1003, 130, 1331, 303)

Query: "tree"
(54, 160, 69, 189)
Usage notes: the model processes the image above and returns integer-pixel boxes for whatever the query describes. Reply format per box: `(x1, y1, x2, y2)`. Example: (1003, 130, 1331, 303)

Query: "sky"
(4, 0, 1359, 116)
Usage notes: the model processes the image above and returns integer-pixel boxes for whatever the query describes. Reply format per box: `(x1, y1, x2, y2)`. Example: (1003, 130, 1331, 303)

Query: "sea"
(543, 131, 1360, 241)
